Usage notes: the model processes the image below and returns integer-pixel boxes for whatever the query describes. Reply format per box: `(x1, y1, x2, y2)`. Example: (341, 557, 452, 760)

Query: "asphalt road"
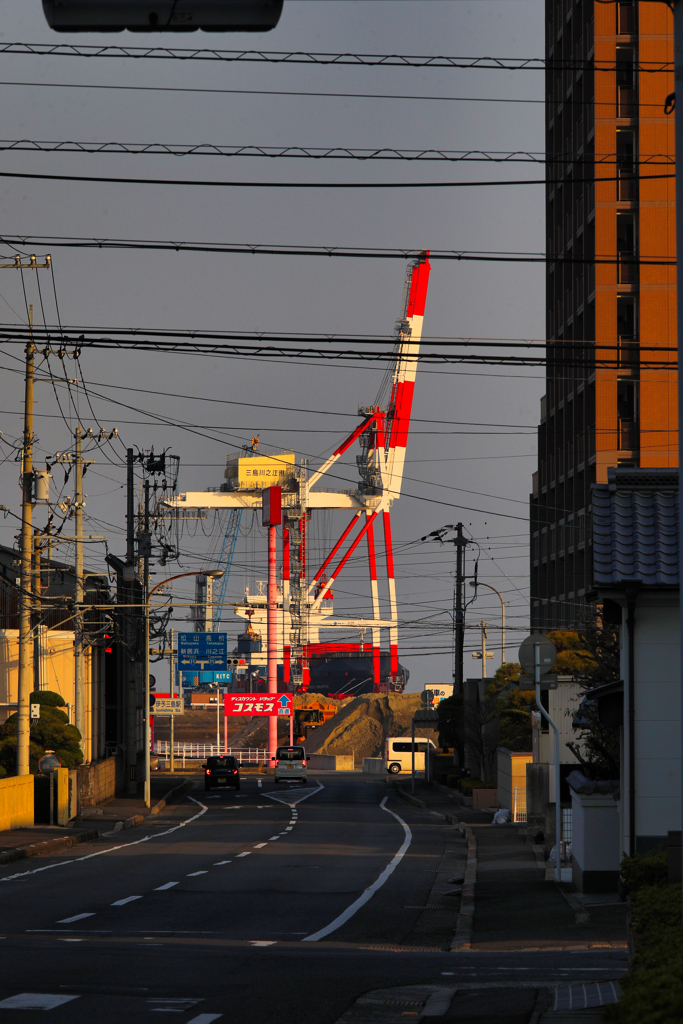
(0, 774, 627, 1023)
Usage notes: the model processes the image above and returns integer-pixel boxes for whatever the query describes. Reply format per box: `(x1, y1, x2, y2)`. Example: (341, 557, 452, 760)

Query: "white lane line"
(257, 780, 262, 788)
(0, 799, 209, 885)
(264, 781, 324, 807)
(213, 861, 231, 865)
(154, 882, 179, 891)
(269, 836, 280, 841)
(0, 994, 80, 1009)
(186, 871, 208, 877)
(303, 795, 412, 942)
(187, 1016, 223, 1024)
(111, 896, 143, 906)
(235, 852, 251, 858)
(254, 843, 268, 849)
(250, 940, 276, 946)
(288, 821, 296, 825)
(284, 827, 293, 831)
(57, 913, 95, 924)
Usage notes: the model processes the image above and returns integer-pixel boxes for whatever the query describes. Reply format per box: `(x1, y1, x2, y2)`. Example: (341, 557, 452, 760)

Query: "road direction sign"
(224, 693, 293, 717)
(518, 635, 557, 677)
(413, 708, 439, 725)
(178, 632, 228, 672)
(151, 697, 184, 715)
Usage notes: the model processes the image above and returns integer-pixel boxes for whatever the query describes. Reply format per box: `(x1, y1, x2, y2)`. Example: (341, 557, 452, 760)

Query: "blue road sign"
(178, 632, 228, 672)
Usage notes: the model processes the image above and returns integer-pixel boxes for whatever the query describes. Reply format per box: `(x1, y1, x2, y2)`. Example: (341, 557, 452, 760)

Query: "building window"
(617, 378, 639, 451)
(616, 128, 637, 201)
(616, 213, 637, 284)
(617, 1, 636, 36)
(616, 46, 637, 118)
(617, 294, 639, 368)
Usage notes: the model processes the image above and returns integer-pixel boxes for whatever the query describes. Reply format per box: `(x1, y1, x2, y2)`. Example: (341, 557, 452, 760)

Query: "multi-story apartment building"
(530, 0, 677, 630)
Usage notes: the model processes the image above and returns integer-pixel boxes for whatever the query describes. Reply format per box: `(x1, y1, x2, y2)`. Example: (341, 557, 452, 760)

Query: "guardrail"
(154, 742, 267, 766)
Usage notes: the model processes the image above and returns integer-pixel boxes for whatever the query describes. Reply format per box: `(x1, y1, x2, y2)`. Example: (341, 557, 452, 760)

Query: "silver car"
(273, 745, 307, 783)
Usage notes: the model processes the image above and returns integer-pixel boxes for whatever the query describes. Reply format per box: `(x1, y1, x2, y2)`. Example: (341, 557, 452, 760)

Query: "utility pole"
(169, 628, 175, 773)
(673, 0, 683, 921)
(17, 305, 34, 776)
(74, 428, 85, 754)
(124, 448, 137, 796)
(471, 621, 494, 680)
(452, 523, 469, 697)
(143, 478, 151, 808)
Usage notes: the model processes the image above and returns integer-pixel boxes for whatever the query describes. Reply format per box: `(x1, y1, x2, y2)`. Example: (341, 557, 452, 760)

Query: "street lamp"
(144, 568, 223, 807)
(469, 580, 506, 665)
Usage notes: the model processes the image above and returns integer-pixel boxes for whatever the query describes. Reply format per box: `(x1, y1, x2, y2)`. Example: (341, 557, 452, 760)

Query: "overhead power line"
(0, 80, 672, 108)
(0, 234, 675, 267)
(0, 168, 673, 189)
(0, 139, 673, 166)
(0, 42, 672, 71)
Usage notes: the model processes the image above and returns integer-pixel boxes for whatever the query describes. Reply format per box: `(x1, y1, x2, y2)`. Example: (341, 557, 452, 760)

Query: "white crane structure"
(164, 253, 431, 692)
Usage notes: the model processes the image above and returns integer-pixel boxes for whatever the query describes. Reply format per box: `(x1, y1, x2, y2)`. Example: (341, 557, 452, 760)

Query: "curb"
(451, 824, 477, 950)
(102, 779, 194, 834)
(150, 778, 191, 816)
(556, 885, 591, 927)
(393, 787, 461, 827)
(0, 828, 101, 865)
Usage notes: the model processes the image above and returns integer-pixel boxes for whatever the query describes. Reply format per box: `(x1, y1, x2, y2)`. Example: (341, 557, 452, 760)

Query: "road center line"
(235, 852, 251, 858)
(56, 913, 95, 924)
(111, 896, 143, 906)
(154, 882, 179, 890)
(254, 843, 268, 849)
(186, 871, 208, 877)
(302, 795, 412, 942)
(213, 861, 231, 865)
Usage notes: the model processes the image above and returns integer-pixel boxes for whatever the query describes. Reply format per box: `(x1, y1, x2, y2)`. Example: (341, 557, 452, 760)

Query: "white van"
(385, 736, 437, 775)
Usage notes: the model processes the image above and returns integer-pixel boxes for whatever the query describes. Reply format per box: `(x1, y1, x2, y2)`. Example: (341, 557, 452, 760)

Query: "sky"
(0, 0, 546, 691)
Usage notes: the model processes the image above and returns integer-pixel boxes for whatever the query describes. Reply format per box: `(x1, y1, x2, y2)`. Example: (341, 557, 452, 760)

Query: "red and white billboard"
(224, 693, 292, 717)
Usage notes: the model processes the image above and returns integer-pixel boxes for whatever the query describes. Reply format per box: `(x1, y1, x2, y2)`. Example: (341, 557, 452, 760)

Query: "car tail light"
(302, 761, 307, 767)
(232, 769, 238, 774)
(206, 769, 211, 775)
(274, 760, 279, 766)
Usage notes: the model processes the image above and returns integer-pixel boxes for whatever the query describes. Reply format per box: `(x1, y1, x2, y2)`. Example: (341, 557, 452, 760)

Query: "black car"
(204, 755, 240, 791)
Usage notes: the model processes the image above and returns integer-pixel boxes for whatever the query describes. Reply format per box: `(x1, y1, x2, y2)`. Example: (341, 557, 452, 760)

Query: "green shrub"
(0, 765, 6, 779)
(445, 774, 460, 788)
(0, 691, 82, 774)
(605, 883, 683, 1024)
(619, 850, 668, 898)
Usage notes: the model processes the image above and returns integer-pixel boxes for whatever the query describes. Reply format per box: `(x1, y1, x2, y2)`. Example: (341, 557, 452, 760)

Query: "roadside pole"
(534, 641, 562, 883)
(411, 719, 416, 794)
(74, 427, 85, 754)
(169, 628, 175, 773)
(674, 0, 683, 920)
(263, 487, 281, 760)
(17, 305, 35, 776)
(143, 479, 151, 808)
(216, 688, 221, 753)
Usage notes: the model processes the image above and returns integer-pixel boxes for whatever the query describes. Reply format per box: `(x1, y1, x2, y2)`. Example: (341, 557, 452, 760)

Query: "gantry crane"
(166, 253, 431, 692)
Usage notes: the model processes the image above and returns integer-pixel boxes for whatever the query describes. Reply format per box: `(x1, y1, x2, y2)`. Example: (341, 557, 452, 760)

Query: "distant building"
(531, 0, 677, 629)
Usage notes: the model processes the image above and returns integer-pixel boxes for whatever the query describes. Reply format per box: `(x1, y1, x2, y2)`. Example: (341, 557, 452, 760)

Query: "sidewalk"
(392, 778, 627, 951)
(0, 773, 195, 863)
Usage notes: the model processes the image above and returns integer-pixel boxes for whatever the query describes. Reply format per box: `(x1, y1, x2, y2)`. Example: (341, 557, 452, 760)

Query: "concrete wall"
(0, 775, 34, 830)
(308, 754, 354, 771)
(571, 790, 620, 893)
(472, 788, 497, 809)
(78, 756, 121, 809)
(497, 748, 532, 812)
(363, 758, 385, 774)
(626, 597, 681, 854)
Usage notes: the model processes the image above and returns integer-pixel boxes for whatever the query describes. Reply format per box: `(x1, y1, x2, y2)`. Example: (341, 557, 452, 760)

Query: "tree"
(437, 693, 464, 764)
(0, 690, 83, 775)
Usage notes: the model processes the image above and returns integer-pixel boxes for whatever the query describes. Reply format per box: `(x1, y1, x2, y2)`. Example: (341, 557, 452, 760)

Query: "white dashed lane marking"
(254, 843, 267, 849)
(186, 871, 208, 877)
(268, 836, 280, 841)
(235, 852, 251, 858)
(187, 1015, 223, 1024)
(111, 896, 143, 906)
(154, 882, 179, 890)
(213, 860, 231, 865)
(57, 913, 95, 924)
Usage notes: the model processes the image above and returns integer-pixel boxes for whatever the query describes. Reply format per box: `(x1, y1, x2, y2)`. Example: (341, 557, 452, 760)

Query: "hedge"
(605, 852, 683, 1024)
(457, 777, 497, 796)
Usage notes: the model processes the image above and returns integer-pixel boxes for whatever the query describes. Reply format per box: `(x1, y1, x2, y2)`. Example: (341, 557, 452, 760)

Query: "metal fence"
(154, 742, 267, 765)
(513, 786, 527, 823)
(562, 806, 573, 860)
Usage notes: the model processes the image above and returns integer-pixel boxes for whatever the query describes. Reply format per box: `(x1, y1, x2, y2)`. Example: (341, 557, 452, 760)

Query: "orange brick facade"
(531, 0, 677, 630)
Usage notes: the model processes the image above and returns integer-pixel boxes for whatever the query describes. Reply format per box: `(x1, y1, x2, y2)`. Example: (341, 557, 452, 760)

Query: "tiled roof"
(592, 468, 678, 586)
